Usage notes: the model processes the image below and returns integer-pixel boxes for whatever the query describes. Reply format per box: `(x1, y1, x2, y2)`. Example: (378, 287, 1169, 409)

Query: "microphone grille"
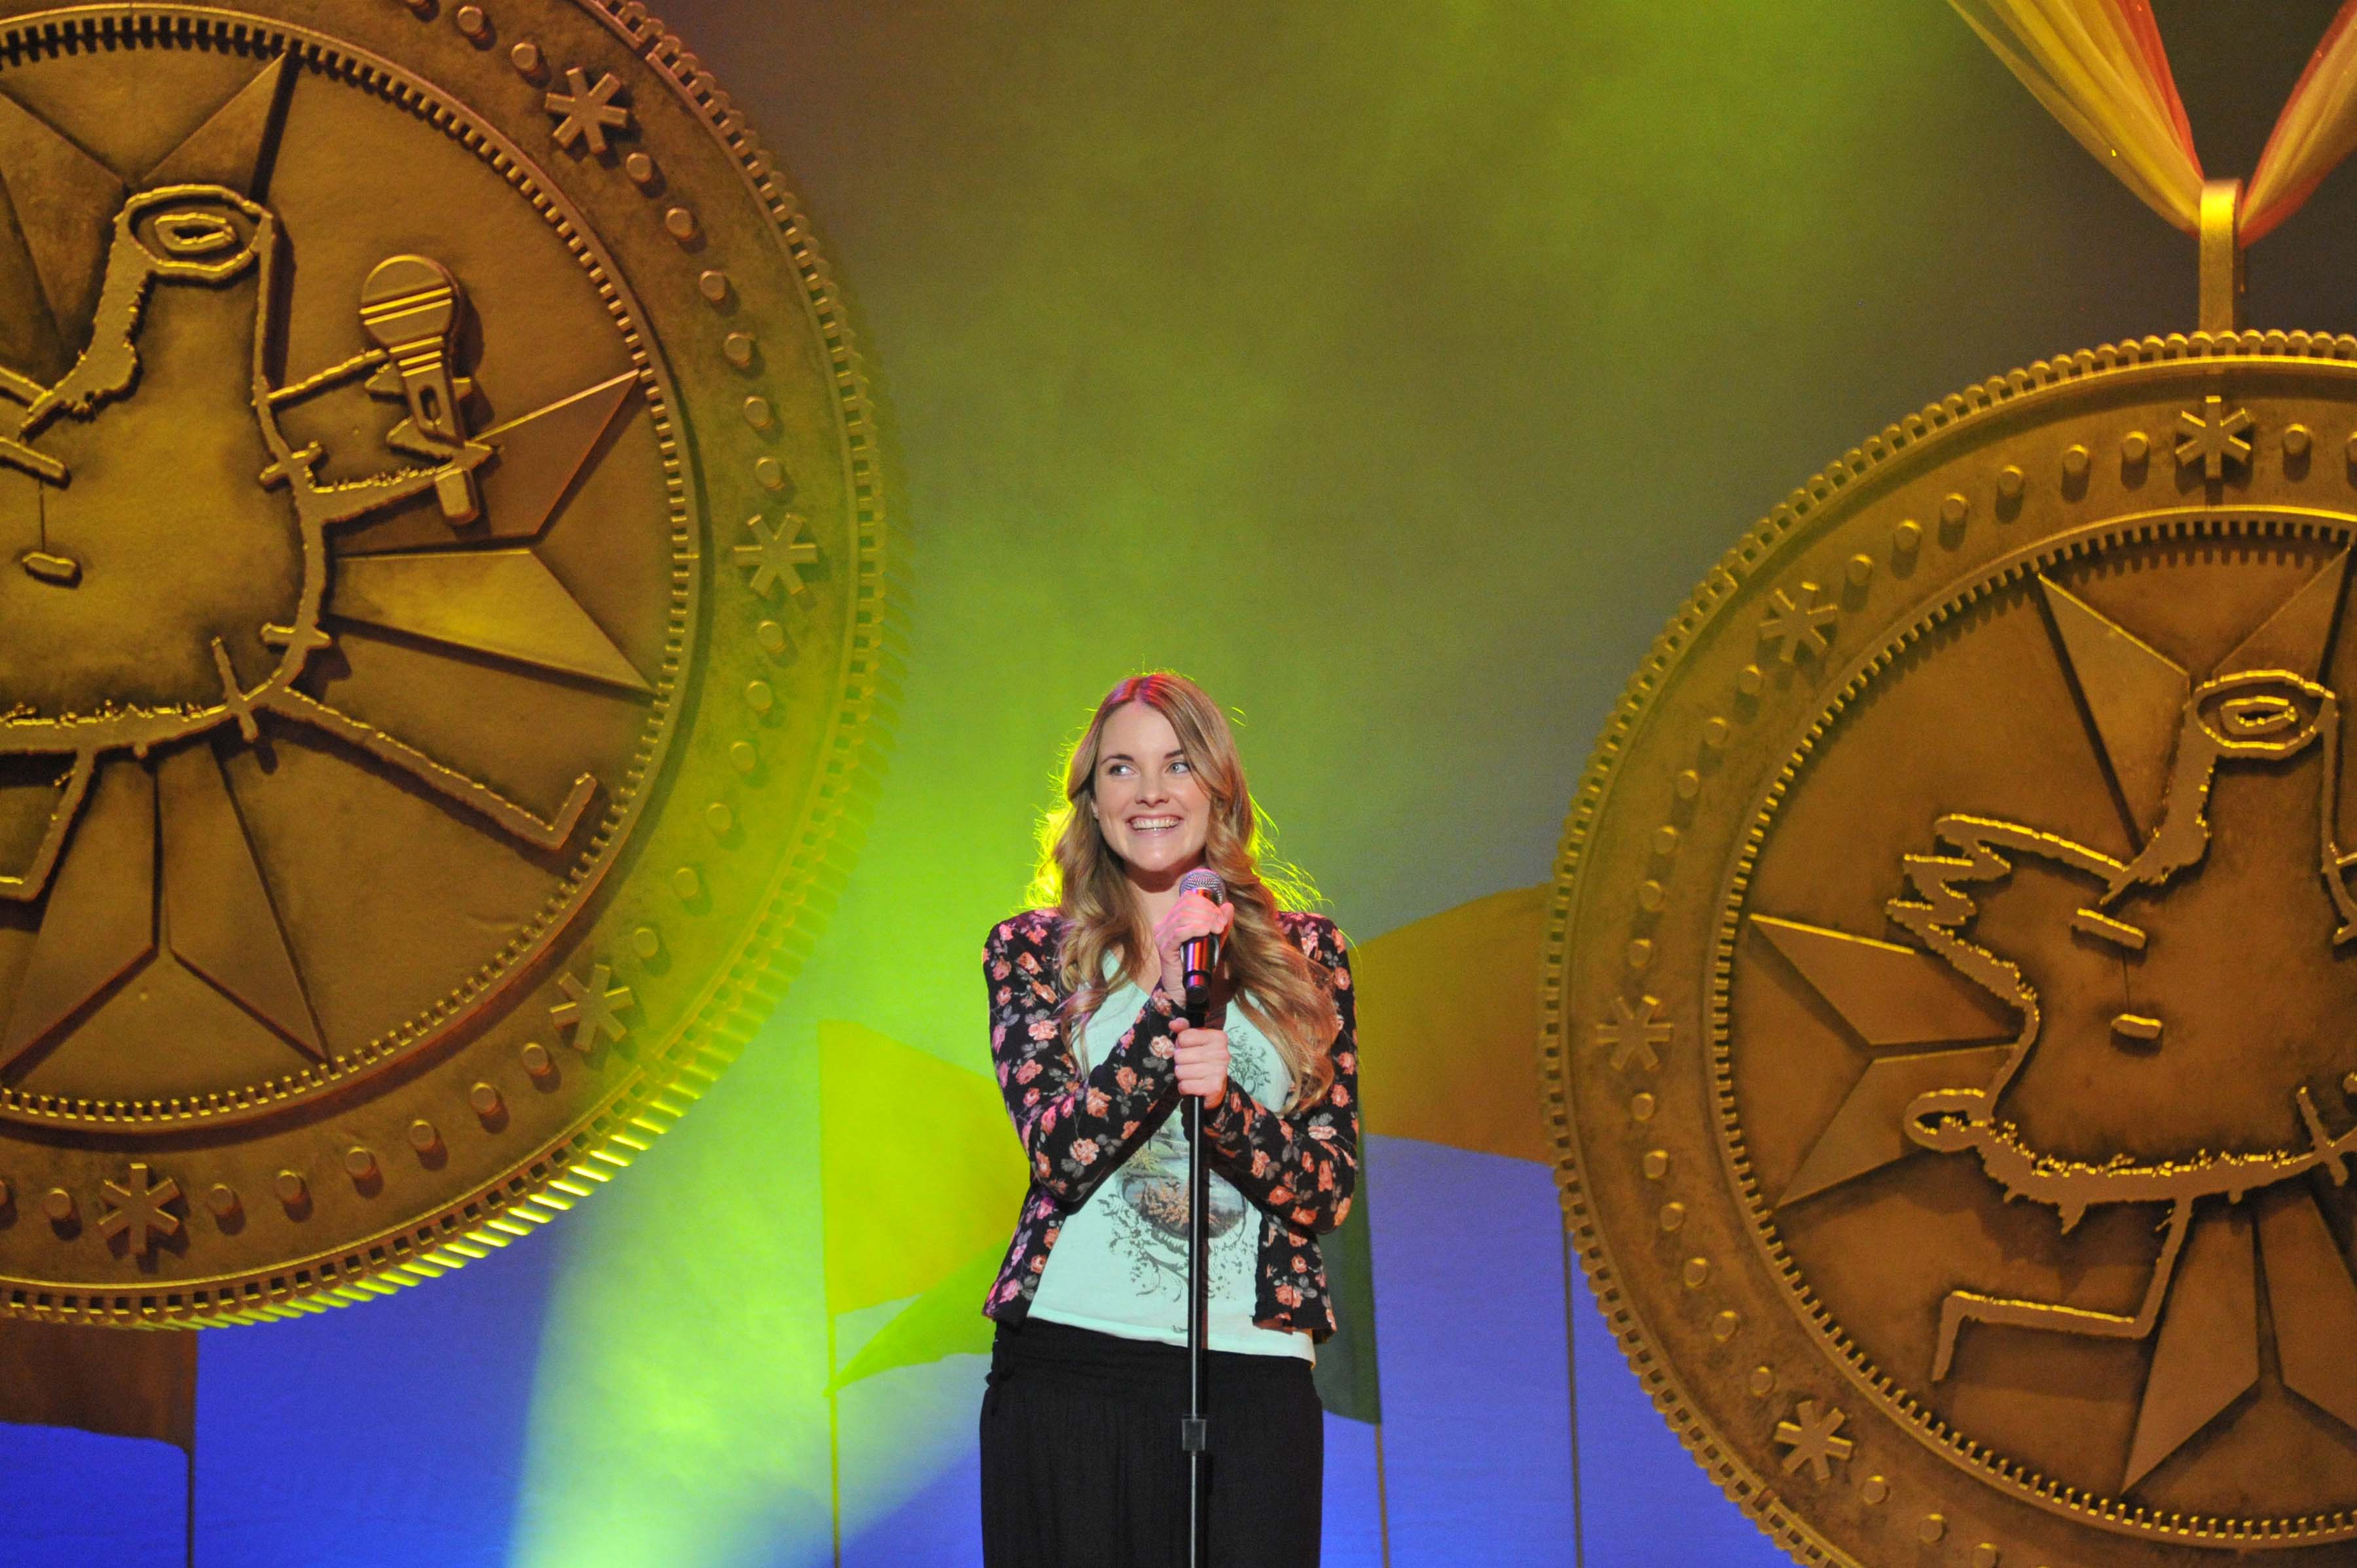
(1175, 868, 1225, 902)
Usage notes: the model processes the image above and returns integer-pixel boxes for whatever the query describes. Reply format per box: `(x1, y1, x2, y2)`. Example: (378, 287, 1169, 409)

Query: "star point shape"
(735, 511, 819, 600)
(552, 963, 634, 1049)
(1595, 994, 1671, 1074)
(2174, 393, 2255, 481)
(545, 68, 631, 156)
(98, 1162, 183, 1254)
(1773, 1399, 1854, 1482)
(1759, 583, 1836, 665)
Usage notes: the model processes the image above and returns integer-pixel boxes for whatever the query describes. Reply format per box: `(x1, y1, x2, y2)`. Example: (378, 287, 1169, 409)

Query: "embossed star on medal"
(1545, 5, 2357, 1564)
(0, 2, 883, 1321)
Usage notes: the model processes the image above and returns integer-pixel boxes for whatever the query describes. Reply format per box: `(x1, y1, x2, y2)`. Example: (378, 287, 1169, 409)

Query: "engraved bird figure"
(0, 183, 583, 905)
(1759, 554, 2357, 1491)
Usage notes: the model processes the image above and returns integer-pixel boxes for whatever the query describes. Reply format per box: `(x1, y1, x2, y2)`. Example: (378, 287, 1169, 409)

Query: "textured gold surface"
(0, 2, 883, 1322)
(1546, 333, 2357, 1565)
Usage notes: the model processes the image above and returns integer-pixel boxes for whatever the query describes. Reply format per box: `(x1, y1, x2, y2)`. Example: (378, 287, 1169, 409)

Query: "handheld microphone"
(1175, 867, 1226, 1009)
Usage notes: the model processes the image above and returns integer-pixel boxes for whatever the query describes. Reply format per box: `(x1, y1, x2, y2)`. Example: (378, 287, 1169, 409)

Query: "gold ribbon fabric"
(1948, 0, 2203, 232)
(1952, 0, 2357, 245)
(2247, 3, 2357, 242)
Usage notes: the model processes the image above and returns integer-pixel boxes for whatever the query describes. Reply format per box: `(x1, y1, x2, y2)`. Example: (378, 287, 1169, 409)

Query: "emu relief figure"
(1763, 555, 2357, 1491)
(0, 184, 593, 909)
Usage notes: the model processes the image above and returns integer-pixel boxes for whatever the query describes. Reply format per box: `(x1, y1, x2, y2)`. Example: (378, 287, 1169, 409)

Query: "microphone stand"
(1180, 979, 1211, 1568)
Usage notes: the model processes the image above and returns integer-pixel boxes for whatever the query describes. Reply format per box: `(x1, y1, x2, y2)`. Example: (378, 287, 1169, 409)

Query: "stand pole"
(0, 1319, 198, 1561)
(1182, 985, 1212, 1568)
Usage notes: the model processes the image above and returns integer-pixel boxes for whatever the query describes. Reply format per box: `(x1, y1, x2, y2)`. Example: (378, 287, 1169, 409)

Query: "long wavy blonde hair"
(1031, 673, 1340, 1104)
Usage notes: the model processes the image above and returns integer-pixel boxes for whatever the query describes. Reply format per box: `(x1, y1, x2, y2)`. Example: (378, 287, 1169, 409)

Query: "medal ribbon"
(1952, 0, 2357, 244)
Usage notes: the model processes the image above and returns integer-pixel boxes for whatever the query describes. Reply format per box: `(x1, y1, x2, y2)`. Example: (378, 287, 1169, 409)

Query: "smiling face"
(1089, 700, 1211, 888)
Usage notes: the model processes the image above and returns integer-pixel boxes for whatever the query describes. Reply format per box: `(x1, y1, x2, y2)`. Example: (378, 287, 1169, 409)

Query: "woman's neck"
(1126, 857, 1202, 933)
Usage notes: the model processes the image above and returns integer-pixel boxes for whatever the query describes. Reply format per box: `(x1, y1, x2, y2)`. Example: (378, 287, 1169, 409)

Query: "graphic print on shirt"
(1106, 1012, 1281, 1302)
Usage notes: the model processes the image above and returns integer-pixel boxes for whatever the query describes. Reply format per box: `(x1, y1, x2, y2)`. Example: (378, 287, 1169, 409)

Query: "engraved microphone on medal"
(359, 253, 479, 525)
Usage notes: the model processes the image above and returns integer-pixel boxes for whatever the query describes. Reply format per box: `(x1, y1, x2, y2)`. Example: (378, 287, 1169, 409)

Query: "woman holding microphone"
(978, 672, 1359, 1567)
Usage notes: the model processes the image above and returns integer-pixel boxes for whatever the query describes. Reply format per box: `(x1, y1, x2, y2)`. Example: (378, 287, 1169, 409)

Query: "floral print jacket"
(981, 907, 1360, 1340)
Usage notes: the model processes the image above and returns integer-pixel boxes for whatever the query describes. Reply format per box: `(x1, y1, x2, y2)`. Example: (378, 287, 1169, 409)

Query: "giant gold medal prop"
(1544, 6, 2357, 1563)
(0, 2, 883, 1321)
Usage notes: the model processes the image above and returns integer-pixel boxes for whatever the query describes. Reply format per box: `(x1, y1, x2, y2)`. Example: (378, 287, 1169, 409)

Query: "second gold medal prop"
(1548, 5, 2357, 1564)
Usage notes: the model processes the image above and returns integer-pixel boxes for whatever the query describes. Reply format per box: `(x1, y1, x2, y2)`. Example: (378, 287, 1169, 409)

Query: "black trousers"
(978, 1318, 1323, 1568)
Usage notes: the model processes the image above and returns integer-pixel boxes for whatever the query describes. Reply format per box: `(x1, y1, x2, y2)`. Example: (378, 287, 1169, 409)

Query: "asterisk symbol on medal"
(735, 511, 819, 600)
(2175, 393, 2255, 481)
(553, 963, 634, 1051)
(1595, 994, 1672, 1073)
(1758, 583, 1836, 665)
(1772, 1400, 1855, 1483)
(98, 1163, 183, 1255)
(545, 67, 632, 157)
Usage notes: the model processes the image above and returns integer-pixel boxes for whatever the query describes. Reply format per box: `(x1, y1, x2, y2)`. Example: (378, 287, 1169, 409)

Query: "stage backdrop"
(10, 1, 2357, 1563)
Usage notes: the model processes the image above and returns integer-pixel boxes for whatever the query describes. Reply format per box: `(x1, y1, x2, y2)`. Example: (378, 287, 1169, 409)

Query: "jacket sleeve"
(1200, 916, 1359, 1235)
(985, 915, 1186, 1207)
